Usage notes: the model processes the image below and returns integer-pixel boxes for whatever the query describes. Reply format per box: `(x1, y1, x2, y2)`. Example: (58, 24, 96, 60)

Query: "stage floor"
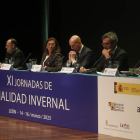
(0, 115, 129, 140)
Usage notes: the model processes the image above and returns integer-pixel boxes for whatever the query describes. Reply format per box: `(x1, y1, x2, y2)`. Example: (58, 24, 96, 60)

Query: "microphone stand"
(132, 60, 140, 76)
(92, 55, 103, 68)
(18, 53, 32, 70)
(133, 60, 140, 73)
(86, 55, 103, 74)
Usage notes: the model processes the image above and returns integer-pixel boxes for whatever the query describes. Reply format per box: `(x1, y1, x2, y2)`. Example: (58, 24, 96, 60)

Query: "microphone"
(80, 55, 103, 74)
(18, 53, 32, 70)
(133, 60, 140, 73)
(92, 55, 103, 68)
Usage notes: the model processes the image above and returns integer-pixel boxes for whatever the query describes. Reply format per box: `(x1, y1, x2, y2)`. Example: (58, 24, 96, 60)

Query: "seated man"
(80, 31, 129, 73)
(0, 38, 26, 69)
(64, 35, 95, 71)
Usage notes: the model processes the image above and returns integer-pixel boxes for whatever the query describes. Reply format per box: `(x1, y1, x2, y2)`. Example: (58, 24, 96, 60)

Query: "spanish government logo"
(118, 84, 123, 92)
(114, 82, 140, 95)
(114, 82, 123, 93)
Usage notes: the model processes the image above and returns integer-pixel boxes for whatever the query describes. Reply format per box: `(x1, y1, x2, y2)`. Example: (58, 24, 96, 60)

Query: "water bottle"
(108, 61, 113, 68)
(28, 59, 32, 70)
(5, 58, 8, 64)
(66, 60, 70, 67)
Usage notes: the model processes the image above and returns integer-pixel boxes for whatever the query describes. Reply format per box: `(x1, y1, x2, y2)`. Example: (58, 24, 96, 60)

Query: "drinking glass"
(10, 58, 15, 65)
(31, 59, 37, 65)
(113, 61, 119, 69)
(74, 63, 80, 72)
(5, 58, 8, 64)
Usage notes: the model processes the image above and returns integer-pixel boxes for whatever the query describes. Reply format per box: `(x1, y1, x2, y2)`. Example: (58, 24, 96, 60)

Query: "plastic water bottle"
(28, 59, 32, 70)
(5, 58, 8, 64)
(108, 61, 113, 68)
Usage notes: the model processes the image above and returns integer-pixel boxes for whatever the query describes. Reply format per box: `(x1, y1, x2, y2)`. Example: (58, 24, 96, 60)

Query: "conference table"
(0, 69, 140, 140)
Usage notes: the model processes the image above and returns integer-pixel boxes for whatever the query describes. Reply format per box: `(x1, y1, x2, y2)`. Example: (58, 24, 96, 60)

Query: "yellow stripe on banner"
(114, 82, 140, 95)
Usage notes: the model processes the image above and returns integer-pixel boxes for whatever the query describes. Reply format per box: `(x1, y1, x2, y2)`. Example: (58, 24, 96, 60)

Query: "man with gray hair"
(80, 31, 129, 73)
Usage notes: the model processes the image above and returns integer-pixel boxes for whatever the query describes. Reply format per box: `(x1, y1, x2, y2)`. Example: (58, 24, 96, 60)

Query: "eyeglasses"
(101, 42, 112, 46)
(48, 43, 55, 47)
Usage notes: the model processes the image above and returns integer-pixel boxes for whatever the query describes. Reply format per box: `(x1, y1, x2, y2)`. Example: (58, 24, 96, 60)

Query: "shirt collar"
(111, 46, 117, 55)
(78, 44, 83, 54)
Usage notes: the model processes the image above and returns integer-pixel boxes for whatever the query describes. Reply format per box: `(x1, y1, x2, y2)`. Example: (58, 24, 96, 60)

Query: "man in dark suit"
(79, 31, 129, 73)
(0, 38, 26, 69)
(65, 35, 95, 71)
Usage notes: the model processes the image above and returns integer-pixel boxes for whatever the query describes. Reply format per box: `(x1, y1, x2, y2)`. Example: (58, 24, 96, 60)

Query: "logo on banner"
(118, 84, 123, 92)
(108, 102, 124, 112)
(120, 123, 130, 129)
(105, 120, 118, 128)
(114, 82, 124, 93)
(114, 82, 140, 95)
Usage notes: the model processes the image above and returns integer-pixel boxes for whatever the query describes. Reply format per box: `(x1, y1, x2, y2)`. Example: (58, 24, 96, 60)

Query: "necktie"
(76, 53, 80, 62)
(110, 53, 113, 62)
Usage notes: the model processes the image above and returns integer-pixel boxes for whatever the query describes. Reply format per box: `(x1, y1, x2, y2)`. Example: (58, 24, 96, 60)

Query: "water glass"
(28, 59, 32, 70)
(113, 61, 119, 69)
(31, 59, 37, 65)
(5, 58, 8, 64)
(74, 63, 80, 72)
(10, 58, 15, 65)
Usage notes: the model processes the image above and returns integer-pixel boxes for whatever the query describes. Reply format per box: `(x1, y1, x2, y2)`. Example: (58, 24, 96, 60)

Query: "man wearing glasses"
(80, 31, 129, 73)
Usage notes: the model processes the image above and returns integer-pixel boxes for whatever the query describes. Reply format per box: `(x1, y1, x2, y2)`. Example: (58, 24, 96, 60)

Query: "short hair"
(45, 37, 61, 55)
(10, 38, 18, 47)
(102, 31, 118, 43)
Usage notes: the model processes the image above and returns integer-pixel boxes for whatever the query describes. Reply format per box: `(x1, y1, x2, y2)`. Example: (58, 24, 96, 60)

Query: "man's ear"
(78, 41, 81, 45)
(12, 44, 16, 49)
(113, 41, 116, 46)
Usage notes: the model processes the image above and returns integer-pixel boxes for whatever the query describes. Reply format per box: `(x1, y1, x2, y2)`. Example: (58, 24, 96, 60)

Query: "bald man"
(65, 35, 95, 71)
(0, 38, 26, 69)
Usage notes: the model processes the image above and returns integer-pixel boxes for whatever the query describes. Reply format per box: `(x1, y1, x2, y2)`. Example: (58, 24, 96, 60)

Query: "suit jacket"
(96, 47, 129, 72)
(40, 52, 63, 72)
(5, 48, 26, 68)
(64, 45, 95, 70)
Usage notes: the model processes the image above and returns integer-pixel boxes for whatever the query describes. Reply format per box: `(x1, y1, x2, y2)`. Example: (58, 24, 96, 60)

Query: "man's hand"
(69, 51, 76, 63)
(79, 67, 87, 73)
(68, 52, 72, 64)
(43, 66, 47, 70)
(102, 49, 111, 59)
(0, 63, 2, 68)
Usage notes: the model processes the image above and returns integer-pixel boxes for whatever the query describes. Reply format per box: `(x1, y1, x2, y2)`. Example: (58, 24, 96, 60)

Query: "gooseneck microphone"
(18, 53, 32, 70)
(92, 55, 103, 68)
(133, 60, 140, 73)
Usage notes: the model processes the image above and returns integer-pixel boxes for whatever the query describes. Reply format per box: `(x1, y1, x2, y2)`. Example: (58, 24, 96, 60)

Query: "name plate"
(31, 65, 43, 72)
(103, 68, 119, 76)
(0, 64, 13, 70)
(60, 67, 75, 73)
